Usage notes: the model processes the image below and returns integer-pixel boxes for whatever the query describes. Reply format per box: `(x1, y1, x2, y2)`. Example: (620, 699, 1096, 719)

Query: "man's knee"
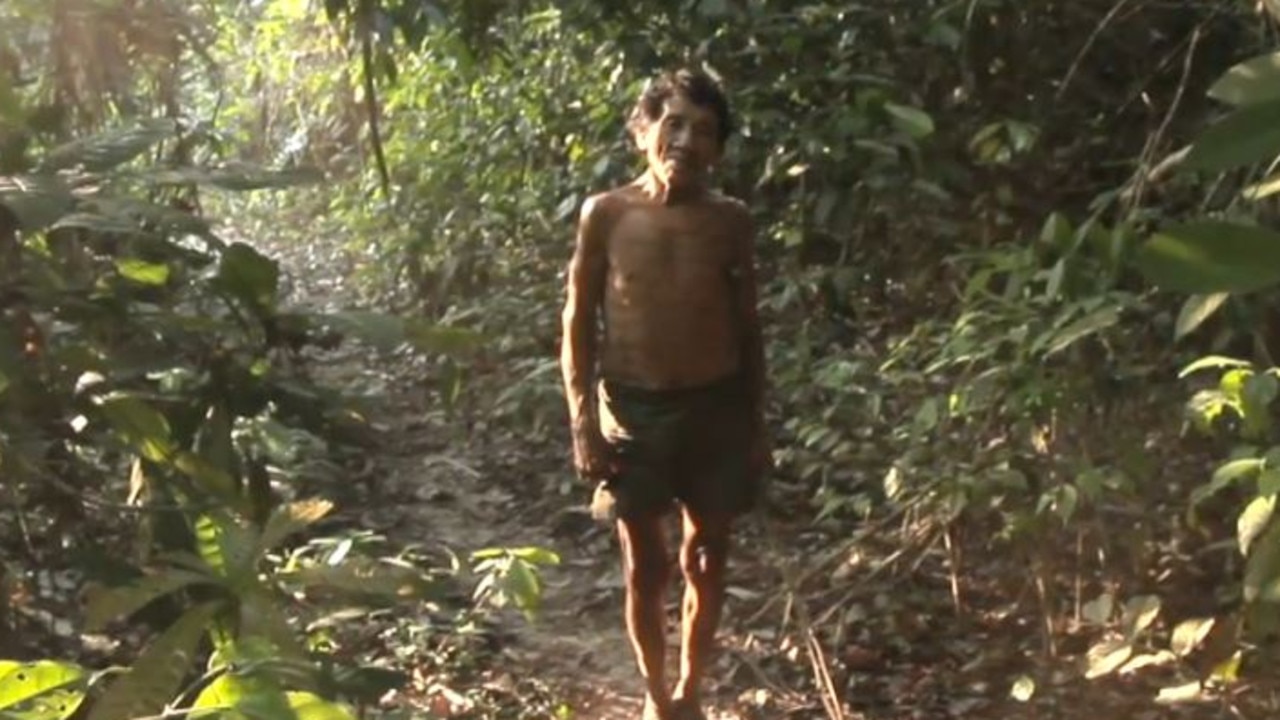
(680, 528, 729, 583)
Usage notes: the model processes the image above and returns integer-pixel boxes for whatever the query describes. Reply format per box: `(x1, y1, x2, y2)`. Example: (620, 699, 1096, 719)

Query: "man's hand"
(572, 420, 615, 481)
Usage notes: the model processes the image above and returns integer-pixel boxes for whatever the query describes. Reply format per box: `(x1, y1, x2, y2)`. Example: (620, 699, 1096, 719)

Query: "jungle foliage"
(5, 0, 1280, 717)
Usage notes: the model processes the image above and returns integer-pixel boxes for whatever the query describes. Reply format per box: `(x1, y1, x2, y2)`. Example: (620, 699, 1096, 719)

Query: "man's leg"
(617, 512, 673, 717)
(672, 507, 732, 714)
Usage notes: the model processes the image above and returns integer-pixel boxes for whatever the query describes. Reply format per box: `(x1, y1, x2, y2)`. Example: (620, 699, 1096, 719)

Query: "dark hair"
(627, 68, 734, 147)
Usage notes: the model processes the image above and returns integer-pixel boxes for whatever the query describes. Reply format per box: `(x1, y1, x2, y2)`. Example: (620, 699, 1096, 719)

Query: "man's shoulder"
(581, 186, 645, 220)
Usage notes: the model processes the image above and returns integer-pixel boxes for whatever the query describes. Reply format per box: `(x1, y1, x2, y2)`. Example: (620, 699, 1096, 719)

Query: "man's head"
(627, 69, 733, 193)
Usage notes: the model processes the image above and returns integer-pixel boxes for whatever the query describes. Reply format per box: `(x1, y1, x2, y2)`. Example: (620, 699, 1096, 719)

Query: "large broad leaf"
(239, 587, 308, 662)
(1135, 221, 1280, 294)
(1183, 99, 1280, 172)
(217, 243, 279, 311)
(196, 513, 258, 585)
(284, 692, 357, 720)
(87, 602, 222, 720)
(191, 673, 296, 720)
(95, 394, 175, 463)
(0, 175, 76, 232)
(0, 662, 86, 714)
(85, 569, 214, 631)
(1240, 496, 1277, 556)
(1208, 52, 1280, 107)
(1175, 293, 1229, 340)
(1243, 521, 1280, 603)
(40, 120, 178, 173)
(883, 102, 934, 139)
(115, 259, 171, 286)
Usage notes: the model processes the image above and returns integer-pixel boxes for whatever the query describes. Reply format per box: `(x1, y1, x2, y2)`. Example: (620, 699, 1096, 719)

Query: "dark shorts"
(593, 373, 759, 521)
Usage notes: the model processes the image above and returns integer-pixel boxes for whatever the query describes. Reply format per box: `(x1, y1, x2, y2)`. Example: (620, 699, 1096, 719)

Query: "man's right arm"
(560, 194, 611, 478)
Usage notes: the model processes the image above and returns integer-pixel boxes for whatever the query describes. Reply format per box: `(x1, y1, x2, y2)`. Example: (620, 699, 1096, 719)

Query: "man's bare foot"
(671, 696, 708, 720)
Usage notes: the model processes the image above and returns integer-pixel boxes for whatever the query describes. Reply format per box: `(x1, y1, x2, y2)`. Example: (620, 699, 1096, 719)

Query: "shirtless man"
(560, 69, 769, 720)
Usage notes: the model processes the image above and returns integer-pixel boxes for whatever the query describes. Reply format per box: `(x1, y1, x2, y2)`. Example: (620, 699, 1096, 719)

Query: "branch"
(359, 8, 393, 202)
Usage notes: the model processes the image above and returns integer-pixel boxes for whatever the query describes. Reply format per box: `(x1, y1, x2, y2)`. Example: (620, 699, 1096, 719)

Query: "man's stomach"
(599, 323, 741, 390)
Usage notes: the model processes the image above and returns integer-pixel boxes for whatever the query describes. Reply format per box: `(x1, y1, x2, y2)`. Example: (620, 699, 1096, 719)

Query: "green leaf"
(174, 451, 240, 503)
(1082, 592, 1114, 625)
(883, 102, 934, 139)
(1175, 293, 1229, 340)
(0, 662, 86, 712)
(1136, 222, 1280, 294)
(505, 559, 543, 621)
(196, 513, 258, 584)
(1243, 521, 1280, 603)
(1239, 496, 1276, 556)
(1259, 468, 1280, 497)
(284, 692, 357, 720)
(1171, 617, 1216, 658)
(87, 602, 222, 720)
(1041, 305, 1120, 357)
(40, 119, 178, 173)
(1243, 372, 1279, 437)
(0, 175, 76, 232)
(507, 547, 561, 566)
(1192, 458, 1265, 508)
(1243, 172, 1280, 201)
(239, 587, 308, 662)
(84, 570, 213, 631)
(115, 259, 171, 286)
(217, 243, 279, 311)
(0, 370, 9, 398)
(1208, 52, 1280, 107)
(191, 673, 296, 720)
(2, 688, 88, 720)
(96, 394, 174, 463)
(1184, 99, 1280, 172)
(1122, 595, 1161, 639)
(190, 673, 250, 719)
(1178, 355, 1251, 378)
(258, 498, 335, 555)
(1085, 638, 1132, 679)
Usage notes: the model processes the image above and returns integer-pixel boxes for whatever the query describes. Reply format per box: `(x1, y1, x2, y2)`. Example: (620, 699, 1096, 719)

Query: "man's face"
(636, 93, 722, 191)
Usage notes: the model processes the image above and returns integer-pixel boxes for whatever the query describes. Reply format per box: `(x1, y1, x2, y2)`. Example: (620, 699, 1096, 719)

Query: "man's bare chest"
(606, 211, 737, 285)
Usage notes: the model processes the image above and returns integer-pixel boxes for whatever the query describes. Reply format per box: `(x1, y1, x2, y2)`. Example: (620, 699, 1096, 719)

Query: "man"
(559, 68, 769, 720)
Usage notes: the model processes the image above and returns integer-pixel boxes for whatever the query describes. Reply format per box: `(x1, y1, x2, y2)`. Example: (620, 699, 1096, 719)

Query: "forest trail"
(366, 374, 763, 720)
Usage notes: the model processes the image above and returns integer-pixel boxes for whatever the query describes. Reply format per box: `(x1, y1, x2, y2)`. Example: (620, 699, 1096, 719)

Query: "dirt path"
(363, 374, 764, 720)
